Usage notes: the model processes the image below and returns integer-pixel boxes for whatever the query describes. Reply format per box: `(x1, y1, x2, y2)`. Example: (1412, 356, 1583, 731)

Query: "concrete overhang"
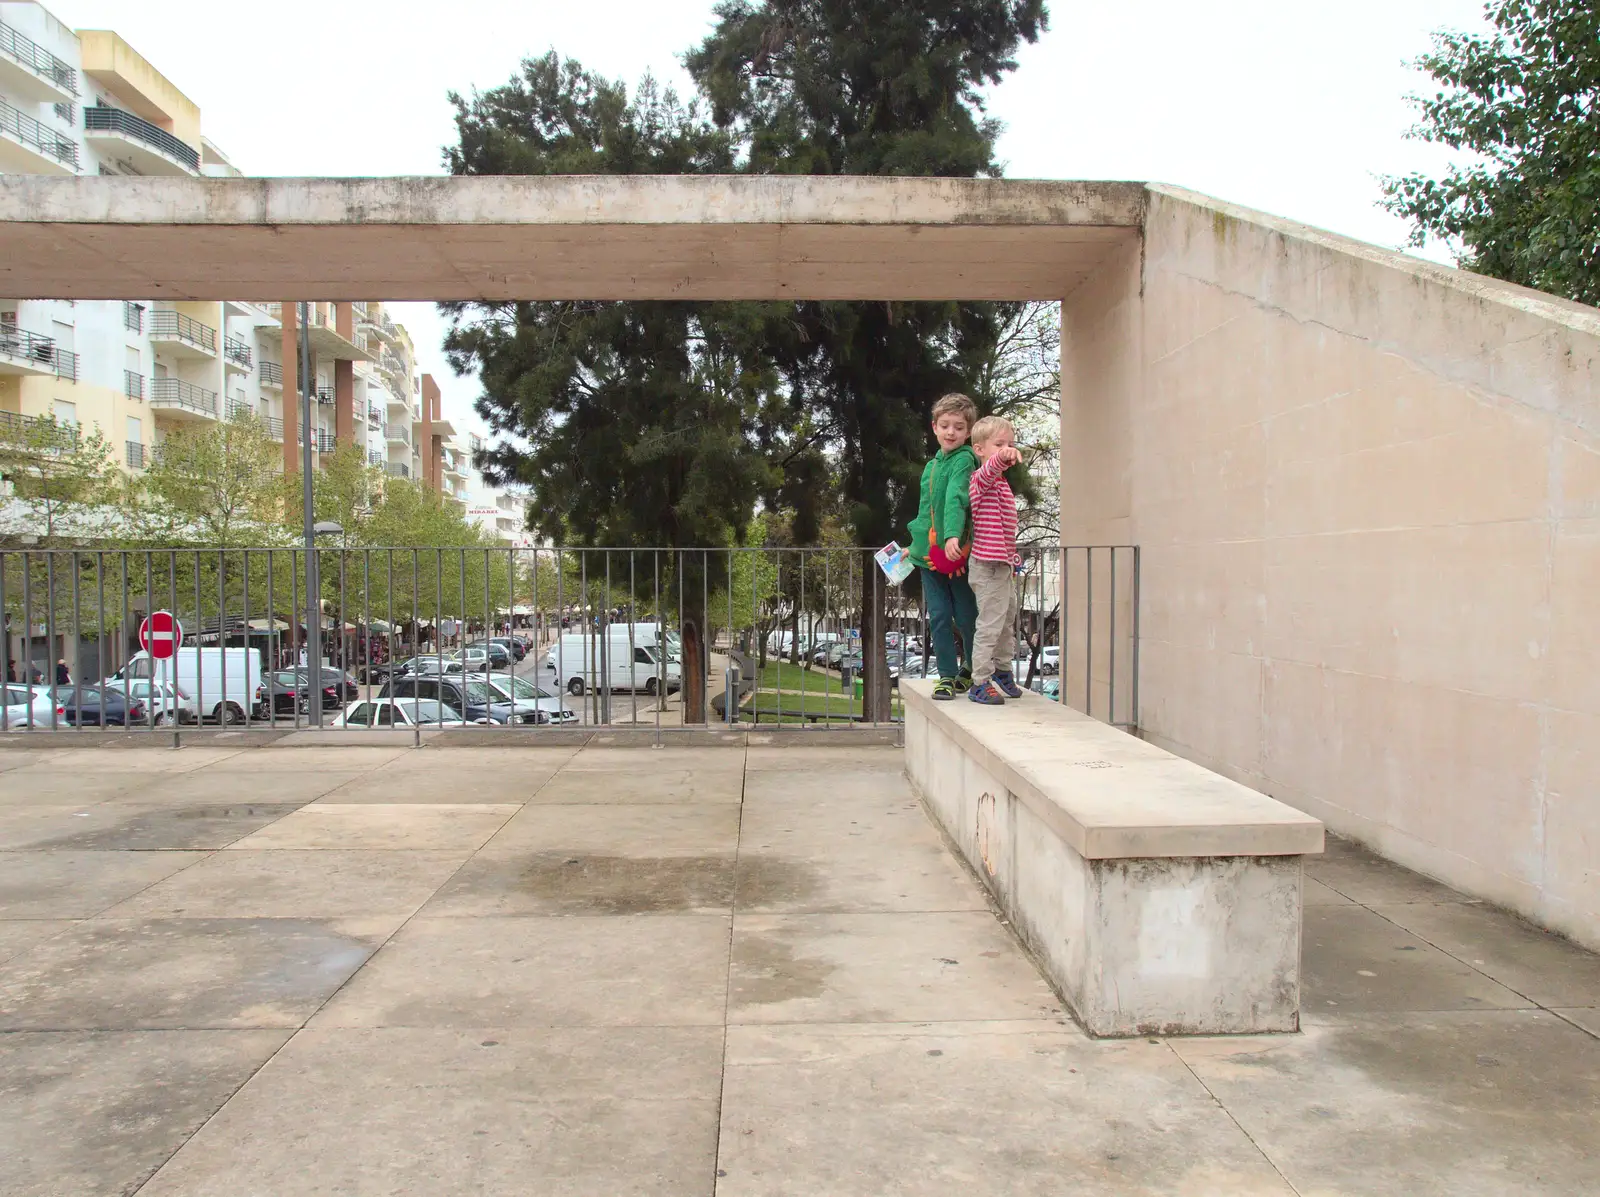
(0, 175, 1145, 301)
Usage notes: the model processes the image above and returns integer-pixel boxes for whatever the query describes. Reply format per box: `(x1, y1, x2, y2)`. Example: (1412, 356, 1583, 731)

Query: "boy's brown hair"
(970, 415, 1015, 447)
(930, 392, 978, 429)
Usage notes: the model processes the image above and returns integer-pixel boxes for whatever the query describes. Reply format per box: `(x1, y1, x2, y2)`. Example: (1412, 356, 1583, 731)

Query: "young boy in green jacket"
(907, 393, 979, 700)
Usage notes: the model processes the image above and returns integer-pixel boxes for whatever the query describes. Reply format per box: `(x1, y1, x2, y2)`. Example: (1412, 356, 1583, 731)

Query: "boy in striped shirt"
(966, 415, 1023, 705)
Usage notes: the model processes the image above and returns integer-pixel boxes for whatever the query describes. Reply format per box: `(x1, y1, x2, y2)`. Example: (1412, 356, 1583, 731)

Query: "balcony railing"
(84, 104, 199, 171)
(0, 409, 77, 451)
(125, 369, 143, 399)
(385, 461, 410, 478)
(149, 377, 218, 416)
(227, 399, 252, 421)
(315, 430, 337, 454)
(383, 423, 410, 445)
(264, 415, 283, 439)
(367, 402, 383, 424)
(0, 19, 78, 95)
(0, 96, 77, 169)
(259, 360, 283, 388)
(314, 386, 335, 406)
(224, 336, 252, 368)
(125, 441, 145, 469)
(148, 310, 216, 354)
(368, 450, 385, 466)
(123, 302, 143, 333)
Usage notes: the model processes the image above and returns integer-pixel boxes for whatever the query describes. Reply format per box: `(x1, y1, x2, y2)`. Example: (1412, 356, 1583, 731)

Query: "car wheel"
(567, 677, 585, 697)
(644, 676, 659, 696)
(219, 703, 245, 726)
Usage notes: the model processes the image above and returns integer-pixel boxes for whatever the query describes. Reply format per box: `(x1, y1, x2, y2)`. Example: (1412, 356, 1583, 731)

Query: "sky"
(57, 0, 1492, 439)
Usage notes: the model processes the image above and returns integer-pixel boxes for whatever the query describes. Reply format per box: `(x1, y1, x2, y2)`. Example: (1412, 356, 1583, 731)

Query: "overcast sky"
(59, 0, 1490, 437)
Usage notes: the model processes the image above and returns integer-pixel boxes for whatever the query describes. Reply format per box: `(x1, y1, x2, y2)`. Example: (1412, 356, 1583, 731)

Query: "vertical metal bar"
(338, 546, 348, 723)
(629, 552, 638, 727)
(21, 552, 33, 735)
(289, 548, 300, 728)
(1108, 546, 1118, 727)
(242, 550, 252, 730)
(266, 550, 276, 722)
(44, 552, 61, 734)
(411, 549, 420, 747)
(603, 552, 612, 727)
(798, 549, 807, 729)
(653, 551, 662, 745)
(1131, 545, 1141, 732)
(435, 548, 444, 721)
(361, 549, 370, 736)
(1058, 546, 1067, 706)
(724, 547, 732, 727)
(0, 551, 9, 732)
(556, 549, 565, 726)
(1085, 547, 1094, 720)
(168, 551, 178, 746)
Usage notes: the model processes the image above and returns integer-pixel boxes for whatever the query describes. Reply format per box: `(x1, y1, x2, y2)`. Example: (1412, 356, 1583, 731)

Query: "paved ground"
(0, 741, 1595, 1196)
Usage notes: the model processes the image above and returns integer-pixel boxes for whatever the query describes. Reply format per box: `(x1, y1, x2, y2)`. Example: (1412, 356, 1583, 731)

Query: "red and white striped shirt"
(969, 453, 1020, 564)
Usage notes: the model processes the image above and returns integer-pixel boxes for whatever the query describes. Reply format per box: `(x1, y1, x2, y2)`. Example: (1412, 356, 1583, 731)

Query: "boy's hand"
(1000, 446, 1021, 467)
(943, 537, 961, 559)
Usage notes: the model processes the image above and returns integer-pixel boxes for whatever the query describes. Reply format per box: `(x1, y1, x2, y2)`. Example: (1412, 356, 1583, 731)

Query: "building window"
(123, 302, 143, 333)
(54, 400, 77, 427)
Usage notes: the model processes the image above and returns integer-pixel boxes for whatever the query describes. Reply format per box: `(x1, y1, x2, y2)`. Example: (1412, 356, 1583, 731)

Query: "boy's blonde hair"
(970, 415, 1015, 447)
(930, 392, 978, 429)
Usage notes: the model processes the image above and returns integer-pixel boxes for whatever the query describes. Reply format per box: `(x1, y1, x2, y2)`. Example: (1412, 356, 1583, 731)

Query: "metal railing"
(148, 310, 217, 354)
(0, 409, 77, 450)
(0, 325, 71, 378)
(125, 441, 145, 469)
(383, 423, 410, 445)
(314, 386, 335, 406)
(84, 104, 198, 171)
(369, 450, 385, 466)
(259, 360, 283, 388)
(315, 430, 337, 453)
(0, 545, 1138, 739)
(124, 370, 143, 400)
(224, 336, 252, 368)
(0, 18, 77, 94)
(385, 462, 410, 478)
(0, 95, 78, 169)
(123, 302, 143, 333)
(148, 378, 217, 416)
(367, 402, 383, 425)
(263, 415, 283, 439)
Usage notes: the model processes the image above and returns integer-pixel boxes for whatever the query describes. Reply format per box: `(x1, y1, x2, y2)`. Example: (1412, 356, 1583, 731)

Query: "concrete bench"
(901, 680, 1322, 1036)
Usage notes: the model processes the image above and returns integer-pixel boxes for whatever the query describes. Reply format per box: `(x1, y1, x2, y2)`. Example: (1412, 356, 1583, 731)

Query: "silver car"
(485, 674, 579, 723)
(2, 684, 64, 730)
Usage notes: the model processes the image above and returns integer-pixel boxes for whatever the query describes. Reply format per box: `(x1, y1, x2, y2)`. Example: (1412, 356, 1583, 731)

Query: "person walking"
(55, 658, 71, 687)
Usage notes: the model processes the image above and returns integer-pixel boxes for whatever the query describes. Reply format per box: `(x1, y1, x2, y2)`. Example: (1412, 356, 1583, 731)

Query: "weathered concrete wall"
(1061, 184, 1600, 949)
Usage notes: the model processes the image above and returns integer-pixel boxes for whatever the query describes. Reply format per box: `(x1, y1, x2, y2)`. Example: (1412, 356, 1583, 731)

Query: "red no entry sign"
(139, 611, 183, 660)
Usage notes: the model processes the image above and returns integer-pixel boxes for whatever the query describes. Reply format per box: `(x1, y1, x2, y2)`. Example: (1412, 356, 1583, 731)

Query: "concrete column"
(421, 374, 441, 492)
(334, 358, 354, 448)
(281, 301, 299, 476)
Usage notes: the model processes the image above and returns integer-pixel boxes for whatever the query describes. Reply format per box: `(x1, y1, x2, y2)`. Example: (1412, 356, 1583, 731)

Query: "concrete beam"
(0, 175, 1145, 301)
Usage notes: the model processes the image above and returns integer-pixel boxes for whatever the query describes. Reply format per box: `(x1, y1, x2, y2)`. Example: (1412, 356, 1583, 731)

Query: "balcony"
(223, 336, 252, 372)
(148, 377, 218, 421)
(363, 310, 401, 348)
(386, 462, 410, 479)
(0, 18, 78, 104)
(263, 415, 283, 439)
(125, 441, 145, 470)
(123, 302, 143, 333)
(0, 326, 73, 378)
(259, 360, 283, 390)
(367, 402, 383, 426)
(315, 430, 338, 454)
(148, 310, 216, 358)
(83, 104, 199, 175)
(0, 409, 77, 451)
(0, 96, 77, 174)
(368, 449, 384, 466)
(125, 369, 143, 399)
(313, 385, 335, 407)
(305, 303, 377, 363)
(383, 423, 410, 446)
(378, 350, 409, 388)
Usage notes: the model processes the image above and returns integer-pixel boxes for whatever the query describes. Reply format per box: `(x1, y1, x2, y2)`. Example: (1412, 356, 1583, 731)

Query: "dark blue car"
(376, 676, 531, 724)
(57, 684, 147, 727)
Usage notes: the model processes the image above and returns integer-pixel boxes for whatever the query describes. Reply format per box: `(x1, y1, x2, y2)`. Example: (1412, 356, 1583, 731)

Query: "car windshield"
(462, 680, 493, 704)
(397, 699, 451, 723)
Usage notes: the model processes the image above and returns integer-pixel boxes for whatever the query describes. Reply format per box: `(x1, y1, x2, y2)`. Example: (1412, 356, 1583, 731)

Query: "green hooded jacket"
(906, 444, 978, 567)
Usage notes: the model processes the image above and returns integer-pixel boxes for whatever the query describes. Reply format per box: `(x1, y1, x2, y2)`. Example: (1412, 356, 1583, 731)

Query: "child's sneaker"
(967, 679, 1006, 705)
(932, 677, 957, 701)
(954, 666, 973, 694)
(992, 670, 1022, 699)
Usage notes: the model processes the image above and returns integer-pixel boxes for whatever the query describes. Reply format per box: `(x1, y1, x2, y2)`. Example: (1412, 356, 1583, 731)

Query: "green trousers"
(920, 566, 976, 679)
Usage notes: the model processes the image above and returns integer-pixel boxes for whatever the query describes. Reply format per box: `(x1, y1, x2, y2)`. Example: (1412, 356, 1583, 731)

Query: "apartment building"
(0, 3, 466, 500)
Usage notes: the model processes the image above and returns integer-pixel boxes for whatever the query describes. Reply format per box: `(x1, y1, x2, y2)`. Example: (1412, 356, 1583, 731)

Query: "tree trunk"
(860, 549, 893, 721)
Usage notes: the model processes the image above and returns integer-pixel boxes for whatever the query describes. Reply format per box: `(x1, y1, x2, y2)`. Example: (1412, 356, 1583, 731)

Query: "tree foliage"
(1382, 0, 1600, 305)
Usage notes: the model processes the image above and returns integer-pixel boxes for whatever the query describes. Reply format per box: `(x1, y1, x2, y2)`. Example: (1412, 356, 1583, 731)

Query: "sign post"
(139, 611, 182, 746)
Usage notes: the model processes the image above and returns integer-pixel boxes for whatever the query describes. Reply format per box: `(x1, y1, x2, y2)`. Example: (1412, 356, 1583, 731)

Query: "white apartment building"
(0, 3, 459, 499)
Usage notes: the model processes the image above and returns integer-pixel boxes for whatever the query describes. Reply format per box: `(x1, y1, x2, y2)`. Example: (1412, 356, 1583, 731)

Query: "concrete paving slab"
(743, 745, 904, 772)
(135, 1026, 722, 1197)
(729, 912, 1064, 1025)
(0, 768, 164, 804)
(742, 766, 914, 806)
(1556, 1009, 1599, 1037)
(717, 1021, 1293, 1196)
(486, 802, 741, 856)
(41, 746, 248, 773)
(1171, 1010, 1600, 1196)
(0, 916, 390, 1029)
(0, 747, 66, 772)
(0, 1029, 290, 1197)
(560, 745, 745, 772)
(1371, 901, 1600, 1009)
(198, 746, 409, 773)
(313, 915, 731, 1028)
(102, 769, 357, 805)
(225, 802, 518, 851)
(736, 790, 985, 914)
(0, 850, 207, 917)
(530, 767, 744, 805)
(1303, 876, 1355, 905)
(0, 918, 76, 964)
(317, 758, 572, 803)
(1303, 906, 1534, 1014)
(0, 802, 301, 851)
(1307, 841, 1470, 904)
(103, 849, 471, 920)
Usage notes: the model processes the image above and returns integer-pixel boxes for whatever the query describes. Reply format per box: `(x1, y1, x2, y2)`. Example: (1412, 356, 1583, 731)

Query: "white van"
(109, 646, 263, 725)
(541, 629, 681, 696)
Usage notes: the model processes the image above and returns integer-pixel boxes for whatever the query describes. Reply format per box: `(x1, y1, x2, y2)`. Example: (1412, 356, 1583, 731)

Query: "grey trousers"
(968, 558, 1019, 685)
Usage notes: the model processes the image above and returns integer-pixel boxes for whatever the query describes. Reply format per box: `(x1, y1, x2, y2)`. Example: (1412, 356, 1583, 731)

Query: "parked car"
(2, 684, 65, 730)
(378, 675, 535, 724)
(484, 674, 579, 724)
(106, 647, 261, 725)
(454, 644, 511, 671)
(257, 670, 357, 717)
(121, 678, 197, 725)
(391, 655, 465, 678)
(57, 685, 146, 727)
(472, 637, 525, 662)
(330, 698, 485, 728)
(1028, 675, 1062, 700)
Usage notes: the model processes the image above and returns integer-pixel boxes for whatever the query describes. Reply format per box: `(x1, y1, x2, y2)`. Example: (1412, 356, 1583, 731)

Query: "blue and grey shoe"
(967, 679, 1006, 705)
(992, 670, 1022, 699)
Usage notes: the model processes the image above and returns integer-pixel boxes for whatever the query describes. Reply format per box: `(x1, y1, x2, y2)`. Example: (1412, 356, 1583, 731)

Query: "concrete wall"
(1061, 184, 1600, 950)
